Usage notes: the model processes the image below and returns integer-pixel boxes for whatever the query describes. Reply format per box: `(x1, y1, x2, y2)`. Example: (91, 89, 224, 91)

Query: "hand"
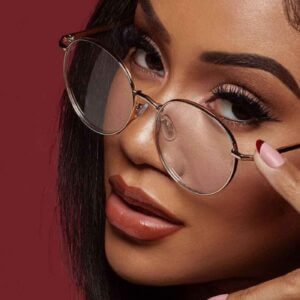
(208, 139, 300, 300)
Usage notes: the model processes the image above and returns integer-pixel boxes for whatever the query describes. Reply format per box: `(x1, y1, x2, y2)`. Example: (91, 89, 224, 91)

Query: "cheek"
(104, 133, 124, 162)
(103, 69, 133, 134)
(184, 160, 298, 279)
(103, 134, 299, 284)
(189, 160, 289, 247)
(104, 135, 122, 195)
(221, 163, 281, 216)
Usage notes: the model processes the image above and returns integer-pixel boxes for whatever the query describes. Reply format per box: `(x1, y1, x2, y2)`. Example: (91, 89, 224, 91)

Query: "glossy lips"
(105, 175, 184, 241)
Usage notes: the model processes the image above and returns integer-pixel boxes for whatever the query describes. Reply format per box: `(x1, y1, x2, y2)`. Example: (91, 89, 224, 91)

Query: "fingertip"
(255, 140, 285, 169)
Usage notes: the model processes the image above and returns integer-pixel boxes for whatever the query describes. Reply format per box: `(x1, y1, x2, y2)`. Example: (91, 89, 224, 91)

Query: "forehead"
(136, 0, 300, 83)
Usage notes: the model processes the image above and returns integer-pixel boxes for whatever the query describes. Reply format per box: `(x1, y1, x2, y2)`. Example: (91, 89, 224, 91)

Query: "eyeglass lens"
(65, 40, 134, 134)
(64, 39, 300, 195)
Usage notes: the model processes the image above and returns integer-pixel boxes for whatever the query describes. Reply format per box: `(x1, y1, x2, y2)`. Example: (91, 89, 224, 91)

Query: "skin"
(226, 143, 300, 299)
(103, 0, 300, 298)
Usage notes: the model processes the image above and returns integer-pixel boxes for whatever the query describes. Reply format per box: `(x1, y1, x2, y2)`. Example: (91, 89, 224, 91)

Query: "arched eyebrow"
(139, 0, 300, 99)
(201, 52, 300, 98)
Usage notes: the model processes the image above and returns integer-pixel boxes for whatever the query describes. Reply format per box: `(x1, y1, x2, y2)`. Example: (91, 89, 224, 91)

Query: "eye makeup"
(121, 24, 280, 129)
(205, 83, 280, 128)
(122, 25, 165, 78)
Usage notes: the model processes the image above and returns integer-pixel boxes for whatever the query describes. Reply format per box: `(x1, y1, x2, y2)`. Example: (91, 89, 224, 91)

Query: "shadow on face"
(104, 0, 300, 290)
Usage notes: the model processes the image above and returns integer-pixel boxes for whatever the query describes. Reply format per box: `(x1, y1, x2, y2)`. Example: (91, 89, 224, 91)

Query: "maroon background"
(0, 1, 97, 299)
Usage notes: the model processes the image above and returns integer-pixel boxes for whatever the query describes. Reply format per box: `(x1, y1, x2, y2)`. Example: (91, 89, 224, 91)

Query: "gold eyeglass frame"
(59, 24, 300, 196)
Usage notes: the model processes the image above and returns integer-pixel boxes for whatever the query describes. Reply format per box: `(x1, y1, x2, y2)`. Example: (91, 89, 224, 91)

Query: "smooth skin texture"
(224, 145, 300, 299)
(104, 0, 300, 298)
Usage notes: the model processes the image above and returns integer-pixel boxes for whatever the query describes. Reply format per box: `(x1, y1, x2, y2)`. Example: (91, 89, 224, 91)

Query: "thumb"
(254, 139, 300, 212)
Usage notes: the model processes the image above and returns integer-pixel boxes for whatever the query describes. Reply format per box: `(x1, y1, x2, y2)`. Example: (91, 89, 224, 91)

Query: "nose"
(118, 92, 166, 173)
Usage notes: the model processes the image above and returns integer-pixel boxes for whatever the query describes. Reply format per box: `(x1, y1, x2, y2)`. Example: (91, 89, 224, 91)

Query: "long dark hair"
(57, 1, 181, 299)
(57, 1, 300, 299)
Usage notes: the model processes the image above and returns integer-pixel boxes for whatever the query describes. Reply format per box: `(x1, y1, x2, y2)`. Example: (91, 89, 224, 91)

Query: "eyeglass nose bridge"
(134, 90, 162, 110)
(129, 90, 255, 163)
(127, 90, 163, 124)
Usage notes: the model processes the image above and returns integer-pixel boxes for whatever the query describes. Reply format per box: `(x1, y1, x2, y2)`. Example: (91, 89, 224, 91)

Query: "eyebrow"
(138, 0, 300, 99)
(138, 0, 171, 44)
(201, 52, 300, 98)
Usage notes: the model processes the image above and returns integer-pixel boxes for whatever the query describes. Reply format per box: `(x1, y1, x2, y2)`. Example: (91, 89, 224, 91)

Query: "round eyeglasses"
(59, 26, 300, 196)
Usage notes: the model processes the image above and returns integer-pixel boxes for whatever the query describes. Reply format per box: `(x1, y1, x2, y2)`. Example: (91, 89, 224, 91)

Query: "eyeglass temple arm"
(59, 19, 132, 49)
(231, 143, 300, 161)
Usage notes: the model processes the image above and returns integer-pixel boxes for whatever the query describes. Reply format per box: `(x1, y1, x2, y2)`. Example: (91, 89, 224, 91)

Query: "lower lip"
(105, 192, 183, 241)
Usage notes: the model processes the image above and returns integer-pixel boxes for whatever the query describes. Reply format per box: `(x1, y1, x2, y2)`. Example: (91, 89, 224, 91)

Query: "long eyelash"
(210, 84, 279, 126)
(121, 25, 162, 61)
(121, 28, 279, 127)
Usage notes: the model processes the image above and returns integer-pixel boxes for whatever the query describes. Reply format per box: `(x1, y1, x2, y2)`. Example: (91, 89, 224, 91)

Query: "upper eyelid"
(134, 18, 300, 99)
(134, 33, 169, 76)
(209, 84, 270, 111)
(212, 84, 260, 101)
(130, 40, 279, 122)
(134, 24, 170, 65)
(142, 35, 164, 58)
(209, 84, 280, 121)
(129, 27, 275, 111)
(211, 81, 273, 108)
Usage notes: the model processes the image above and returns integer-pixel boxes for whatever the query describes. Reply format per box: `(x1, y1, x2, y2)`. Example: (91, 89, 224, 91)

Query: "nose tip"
(119, 92, 187, 186)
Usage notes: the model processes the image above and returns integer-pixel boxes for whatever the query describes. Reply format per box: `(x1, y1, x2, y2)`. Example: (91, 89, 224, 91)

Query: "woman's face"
(104, 0, 300, 289)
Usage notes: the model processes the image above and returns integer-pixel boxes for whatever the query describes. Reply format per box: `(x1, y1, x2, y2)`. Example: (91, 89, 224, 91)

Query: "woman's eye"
(121, 25, 165, 78)
(206, 98, 257, 122)
(132, 48, 165, 77)
(205, 84, 275, 126)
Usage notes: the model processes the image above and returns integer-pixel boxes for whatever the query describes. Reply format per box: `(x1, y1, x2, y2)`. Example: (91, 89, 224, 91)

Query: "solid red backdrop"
(0, 1, 97, 299)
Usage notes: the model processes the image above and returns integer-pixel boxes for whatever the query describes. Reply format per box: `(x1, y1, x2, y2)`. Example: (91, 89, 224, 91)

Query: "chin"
(104, 220, 221, 287)
(104, 221, 167, 285)
(104, 220, 188, 286)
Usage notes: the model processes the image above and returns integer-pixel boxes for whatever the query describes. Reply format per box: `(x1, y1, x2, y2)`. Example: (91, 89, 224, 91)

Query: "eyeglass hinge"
(59, 35, 75, 49)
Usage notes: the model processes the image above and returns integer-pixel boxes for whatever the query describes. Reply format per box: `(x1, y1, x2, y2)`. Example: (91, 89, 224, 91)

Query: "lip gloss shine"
(105, 192, 184, 241)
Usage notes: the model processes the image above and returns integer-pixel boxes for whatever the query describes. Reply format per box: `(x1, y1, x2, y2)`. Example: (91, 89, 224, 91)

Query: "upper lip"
(108, 175, 184, 225)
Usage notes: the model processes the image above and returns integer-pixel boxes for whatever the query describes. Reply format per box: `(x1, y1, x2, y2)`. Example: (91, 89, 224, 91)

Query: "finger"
(254, 139, 300, 213)
(224, 268, 300, 300)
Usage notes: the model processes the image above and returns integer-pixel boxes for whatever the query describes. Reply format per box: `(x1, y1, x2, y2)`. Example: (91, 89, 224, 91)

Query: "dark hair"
(57, 1, 181, 299)
(57, 1, 300, 299)
(284, 0, 300, 31)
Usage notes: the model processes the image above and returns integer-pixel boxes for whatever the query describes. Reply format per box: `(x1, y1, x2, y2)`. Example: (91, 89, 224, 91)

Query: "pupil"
(232, 103, 253, 120)
(146, 53, 163, 71)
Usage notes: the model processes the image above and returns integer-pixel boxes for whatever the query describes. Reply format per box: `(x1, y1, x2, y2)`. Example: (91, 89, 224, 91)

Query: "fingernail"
(256, 139, 285, 168)
(207, 294, 228, 300)
(256, 139, 264, 153)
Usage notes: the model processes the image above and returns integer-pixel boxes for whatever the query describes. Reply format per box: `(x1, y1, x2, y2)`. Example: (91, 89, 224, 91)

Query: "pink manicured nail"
(207, 294, 228, 300)
(256, 140, 285, 168)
